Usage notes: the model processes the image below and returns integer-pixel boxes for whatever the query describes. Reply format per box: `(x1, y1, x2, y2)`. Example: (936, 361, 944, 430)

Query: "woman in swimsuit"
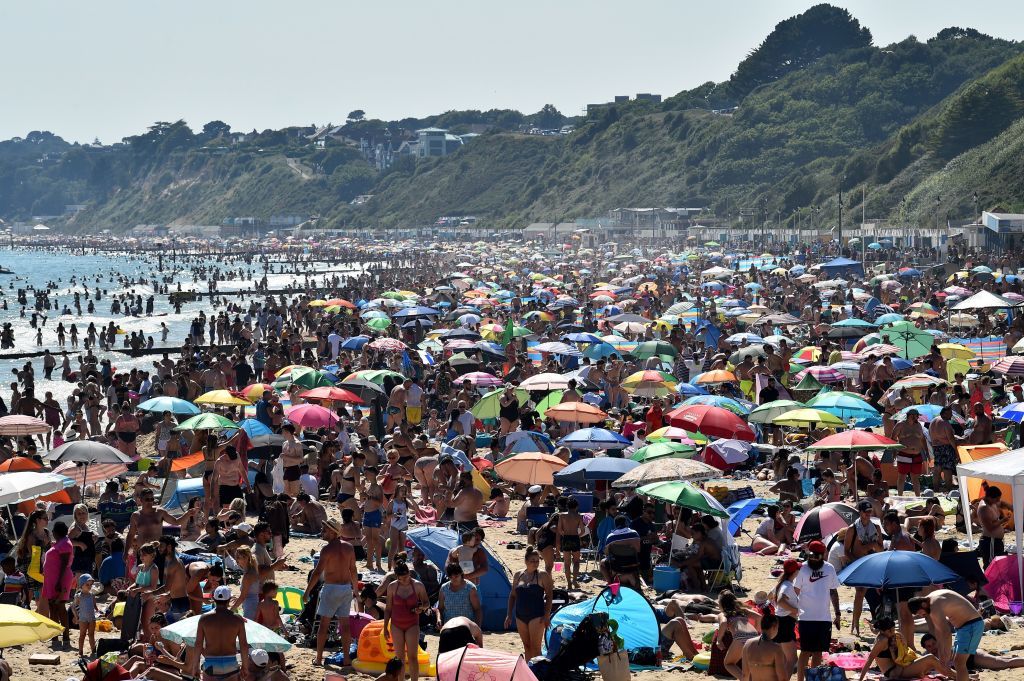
(383, 558, 429, 681)
(333, 451, 363, 514)
(858, 617, 949, 681)
(556, 496, 584, 589)
(498, 385, 520, 435)
(15, 510, 52, 613)
(533, 514, 558, 573)
(68, 504, 97, 577)
(339, 508, 367, 562)
(378, 449, 409, 499)
(741, 613, 788, 681)
(114, 402, 140, 458)
(362, 478, 385, 572)
(231, 546, 261, 620)
(505, 547, 553, 660)
(714, 590, 760, 680)
(385, 484, 419, 568)
(129, 543, 159, 597)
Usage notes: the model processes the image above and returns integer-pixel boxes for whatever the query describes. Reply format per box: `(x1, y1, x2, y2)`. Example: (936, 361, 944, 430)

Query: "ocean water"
(0, 247, 368, 406)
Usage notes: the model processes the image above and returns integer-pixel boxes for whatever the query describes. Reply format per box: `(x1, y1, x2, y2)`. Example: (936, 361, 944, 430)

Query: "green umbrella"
(748, 399, 805, 424)
(792, 373, 824, 392)
(471, 388, 530, 420)
(535, 390, 567, 415)
(630, 441, 697, 463)
(366, 317, 392, 331)
(289, 369, 336, 390)
(636, 480, 729, 517)
(631, 340, 678, 360)
(347, 369, 405, 385)
(882, 320, 934, 360)
(174, 413, 238, 431)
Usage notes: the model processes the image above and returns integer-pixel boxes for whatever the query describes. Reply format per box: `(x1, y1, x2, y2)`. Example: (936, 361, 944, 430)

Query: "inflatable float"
(691, 652, 711, 670)
(352, 619, 437, 677)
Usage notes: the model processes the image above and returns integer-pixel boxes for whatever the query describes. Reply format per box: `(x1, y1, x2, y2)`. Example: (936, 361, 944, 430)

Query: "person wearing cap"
(305, 517, 357, 667)
(192, 585, 250, 681)
(74, 573, 97, 658)
(793, 540, 840, 681)
(892, 407, 927, 496)
(770, 558, 802, 673)
(249, 648, 288, 681)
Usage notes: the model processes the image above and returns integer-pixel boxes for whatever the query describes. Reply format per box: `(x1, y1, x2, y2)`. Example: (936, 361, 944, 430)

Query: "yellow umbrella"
(937, 343, 975, 360)
(772, 408, 845, 429)
(195, 390, 251, 406)
(308, 299, 329, 307)
(0, 604, 63, 647)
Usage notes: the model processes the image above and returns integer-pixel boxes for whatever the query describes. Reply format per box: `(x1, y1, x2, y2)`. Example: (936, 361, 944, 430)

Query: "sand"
(10, 478, 1024, 681)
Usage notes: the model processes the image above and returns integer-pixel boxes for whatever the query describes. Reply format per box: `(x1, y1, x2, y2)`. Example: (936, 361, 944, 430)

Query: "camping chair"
(526, 505, 555, 528)
(705, 542, 742, 591)
(99, 500, 137, 532)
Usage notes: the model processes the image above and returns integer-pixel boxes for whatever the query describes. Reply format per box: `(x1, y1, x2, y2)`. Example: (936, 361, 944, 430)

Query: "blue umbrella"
(838, 551, 960, 588)
(341, 336, 370, 350)
(558, 428, 632, 451)
(726, 498, 767, 536)
(806, 393, 879, 421)
(393, 306, 440, 318)
(552, 457, 639, 487)
(137, 396, 200, 416)
(562, 333, 604, 344)
(676, 382, 709, 396)
(999, 402, 1024, 423)
(238, 418, 273, 438)
(682, 394, 752, 415)
(868, 242, 883, 250)
(874, 313, 905, 325)
(402, 319, 434, 329)
(583, 342, 619, 360)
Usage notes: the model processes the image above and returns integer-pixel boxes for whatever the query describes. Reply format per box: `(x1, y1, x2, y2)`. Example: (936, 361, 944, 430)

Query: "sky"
(1, 1, 1022, 143)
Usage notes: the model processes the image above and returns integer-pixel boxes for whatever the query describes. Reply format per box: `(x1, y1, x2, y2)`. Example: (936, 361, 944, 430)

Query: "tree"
(201, 120, 232, 141)
(347, 110, 366, 122)
(532, 104, 564, 129)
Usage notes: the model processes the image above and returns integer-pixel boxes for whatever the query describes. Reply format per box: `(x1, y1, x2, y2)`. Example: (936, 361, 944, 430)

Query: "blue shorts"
(202, 655, 240, 676)
(316, 583, 353, 619)
(953, 617, 984, 655)
(363, 509, 383, 528)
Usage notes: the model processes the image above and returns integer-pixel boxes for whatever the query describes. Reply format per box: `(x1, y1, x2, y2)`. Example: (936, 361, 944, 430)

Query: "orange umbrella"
(18, 490, 72, 514)
(0, 456, 43, 472)
(695, 370, 738, 385)
(544, 402, 608, 425)
(326, 298, 357, 309)
(494, 452, 566, 485)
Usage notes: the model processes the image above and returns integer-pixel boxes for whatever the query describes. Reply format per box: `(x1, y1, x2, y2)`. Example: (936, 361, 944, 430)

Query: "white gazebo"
(956, 449, 1024, 597)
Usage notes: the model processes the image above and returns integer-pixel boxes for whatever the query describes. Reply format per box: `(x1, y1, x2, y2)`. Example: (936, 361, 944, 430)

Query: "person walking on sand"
(304, 518, 358, 667)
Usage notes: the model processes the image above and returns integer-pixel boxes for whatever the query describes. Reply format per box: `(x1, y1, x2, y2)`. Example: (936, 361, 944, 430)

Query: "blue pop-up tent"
(820, 257, 864, 279)
(546, 585, 659, 654)
(406, 526, 511, 631)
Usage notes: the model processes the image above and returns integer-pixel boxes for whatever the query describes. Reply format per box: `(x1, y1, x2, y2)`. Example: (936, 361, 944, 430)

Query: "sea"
(0, 247, 368, 406)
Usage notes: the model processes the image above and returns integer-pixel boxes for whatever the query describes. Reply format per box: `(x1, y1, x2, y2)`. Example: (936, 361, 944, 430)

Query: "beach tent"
(957, 448, 1024, 612)
(161, 471, 257, 510)
(438, 645, 538, 681)
(951, 290, 1020, 311)
(820, 257, 864, 279)
(406, 526, 511, 631)
(546, 585, 659, 654)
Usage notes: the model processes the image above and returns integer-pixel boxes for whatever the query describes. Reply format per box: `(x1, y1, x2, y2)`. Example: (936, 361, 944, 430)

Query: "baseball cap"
(233, 523, 253, 534)
(528, 485, 543, 494)
(857, 500, 873, 513)
(249, 649, 269, 667)
(807, 540, 827, 555)
(213, 585, 233, 602)
(78, 573, 94, 588)
(782, 559, 803, 574)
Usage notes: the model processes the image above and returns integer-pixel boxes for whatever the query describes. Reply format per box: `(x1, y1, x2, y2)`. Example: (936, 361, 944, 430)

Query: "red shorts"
(897, 461, 922, 475)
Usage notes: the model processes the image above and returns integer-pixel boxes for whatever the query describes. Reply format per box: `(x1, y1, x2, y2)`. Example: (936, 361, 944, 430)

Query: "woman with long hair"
(15, 510, 51, 613)
(383, 557, 428, 681)
(362, 476, 385, 572)
(770, 559, 801, 674)
(858, 617, 948, 681)
(385, 483, 419, 568)
(231, 546, 261, 619)
(715, 589, 760, 680)
(505, 546, 553, 660)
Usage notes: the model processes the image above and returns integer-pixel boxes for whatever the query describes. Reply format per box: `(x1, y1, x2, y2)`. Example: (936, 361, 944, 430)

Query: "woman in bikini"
(556, 496, 584, 589)
(714, 590, 761, 680)
(339, 508, 366, 563)
(858, 617, 949, 680)
(362, 478, 385, 572)
(114, 402, 141, 458)
(505, 547, 553, 660)
(383, 558, 429, 681)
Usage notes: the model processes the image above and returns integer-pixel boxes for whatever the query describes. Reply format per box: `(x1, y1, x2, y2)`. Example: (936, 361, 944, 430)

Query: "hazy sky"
(2, 1, 1021, 143)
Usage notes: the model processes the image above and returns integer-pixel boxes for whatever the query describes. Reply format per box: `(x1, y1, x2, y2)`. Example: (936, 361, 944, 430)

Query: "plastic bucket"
(653, 565, 681, 593)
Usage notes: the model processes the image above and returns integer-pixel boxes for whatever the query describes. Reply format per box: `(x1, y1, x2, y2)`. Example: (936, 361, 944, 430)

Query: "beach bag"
(892, 633, 917, 666)
(598, 650, 630, 681)
(806, 663, 846, 681)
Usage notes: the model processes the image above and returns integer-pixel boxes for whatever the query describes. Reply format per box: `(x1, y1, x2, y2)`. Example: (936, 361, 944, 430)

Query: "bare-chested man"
(125, 489, 180, 564)
(452, 470, 484, 533)
(305, 518, 358, 667)
(975, 484, 1006, 568)
(212, 445, 250, 511)
(193, 585, 250, 681)
(909, 590, 985, 681)
(892, 408, 926, 496)
(387, 379, 409, 430)
(187, 561, 211, 616)
(158, 536, 191, 624)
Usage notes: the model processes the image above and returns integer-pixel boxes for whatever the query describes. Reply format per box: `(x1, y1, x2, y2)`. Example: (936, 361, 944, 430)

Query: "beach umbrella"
(286, 404, 340, 429)
(338, 377, 388, 401)
(621, 370, 676, 397)
(694, 370, 737, 385)
(195, 390, 251, 406)
(296, 386, 364, 404)
(675, 382, 709, 397)
(0, 605, 63, 647)
(748, 400, 805, 424)
(52, 460, 128, 488)
(838, 552, 960, 589)
(726, 498, 767, 536)
(795, 502, 858, 541)
(175, 413, 239, 431)
(771, 408, 845, 429)
(681, 395, 752, 416)
(341, 336, 371, 350)
(726, 332, 765, 345)
(729, 345, 767, 364)
(991, 357, 1024, 376)
(630, 441, 697, 462)
(365, 317, 392, 331)
(0, 456, 42, 473)
(937, 343, 975, 360)
(806, 431, 901, 451)
(47, 440, 133, 464)
(240, 383, 277, 402)
(667, 404, 756, 441)
(612, 458, 722, 488)
(161, 614, 291, 653)
(469, 388, 529, 420)
(793, 366, 847, 384)
(534, 390, 567, 416)
(138, 396, 201, 416)
(519, 373, 571, 391)
(636, 481, 729, 517)
(368, 337, 409, 352)
(558, 428, 631, 451)
(494, 452, 566, 485)
(0, 415, 50, 436)
(237, 418, 273, 439)
(274, 368, 336, 390)
(706, 439, 754, 465)
(552, 457, 639, 487)
(631, 340, 678, 359)
(882, 321, 934, 359)
(856, 343, 902, 359)
(544, 402, 608, 425)
(346, 369, 405, 385)
(461, 371, 504, 388)
(645, 426, 703, 444)
(891, 373, 947, 391)
(805, 393, 879, 421)
(0, 472, 74, 506)
(998, 403, 1024, 423)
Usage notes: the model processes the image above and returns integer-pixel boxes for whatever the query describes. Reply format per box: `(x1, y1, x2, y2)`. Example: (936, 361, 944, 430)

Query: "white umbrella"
(0, 472, 74, 506)
(161, 614, 292, 653)
(519, 373, 571, 391)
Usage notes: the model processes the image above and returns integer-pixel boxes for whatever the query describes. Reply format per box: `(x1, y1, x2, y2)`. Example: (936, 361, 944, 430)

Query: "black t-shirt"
(620, 495, 644, 520)
(759, 386, 779, 403)
(630, 516, 655, 562)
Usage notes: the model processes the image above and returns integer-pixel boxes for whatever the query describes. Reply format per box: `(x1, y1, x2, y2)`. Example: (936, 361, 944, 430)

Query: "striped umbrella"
(793, 365, 847, 384)
(991, 356, 1024, 376)
(53, 460, 128, 487)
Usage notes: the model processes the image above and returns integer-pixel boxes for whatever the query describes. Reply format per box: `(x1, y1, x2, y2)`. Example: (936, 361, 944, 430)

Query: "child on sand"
(74, 573, 97, 658)
(376, 657, 404, 681)
(256, 581, 284, 634)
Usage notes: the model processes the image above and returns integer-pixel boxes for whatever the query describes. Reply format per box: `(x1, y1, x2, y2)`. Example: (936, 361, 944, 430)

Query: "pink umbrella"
(438, 645, 538, 681)
(461, 371, 503, 388)
(793, 365, 847, 384)
(984, 555, 1023, 613)
(856, 343, 902, 359)
(285, 404, 339, 429)
(991, 356, 1024, 376)
(53, 461, 128, 487)
(0, 415, 51, 436)
(367, 338, 408, 352)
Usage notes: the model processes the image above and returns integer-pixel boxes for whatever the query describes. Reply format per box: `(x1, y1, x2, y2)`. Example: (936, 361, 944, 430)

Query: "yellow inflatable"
(351, 619, 437, 677)
(692, 651, 711, 670)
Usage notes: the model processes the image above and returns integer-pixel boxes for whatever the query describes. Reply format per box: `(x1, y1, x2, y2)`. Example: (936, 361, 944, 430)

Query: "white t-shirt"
(458, 410, 475, 434)
(328, 333, 343, 358)
(299, 473, 319, 497)
(773, 580, 799, 618)
(793, 562, 839, 621)
(407, 384, 423, 408)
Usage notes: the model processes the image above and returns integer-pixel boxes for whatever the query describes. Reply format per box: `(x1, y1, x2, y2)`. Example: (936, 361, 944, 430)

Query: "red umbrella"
(367, 338, 408, 352)
(296, 387, 365, 405)
(806, 431, 901, 451)
(666, 405, 756, 442)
